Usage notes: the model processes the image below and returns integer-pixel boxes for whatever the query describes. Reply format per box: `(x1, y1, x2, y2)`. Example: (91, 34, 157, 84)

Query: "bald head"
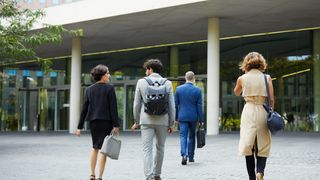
(185, 71, 195, 83)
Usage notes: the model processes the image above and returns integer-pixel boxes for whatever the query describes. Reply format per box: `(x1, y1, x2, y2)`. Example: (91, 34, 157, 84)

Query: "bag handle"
(198, 122, 205, 130)
(263, 74, 272, 109)
(110, 129, 120, 138)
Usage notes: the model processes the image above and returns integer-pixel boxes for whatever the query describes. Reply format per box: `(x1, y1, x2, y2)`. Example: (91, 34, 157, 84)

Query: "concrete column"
(313, 30, 320, 132)
(0, 67, 3, 131)
(170, 46, 179, 77)
(69, 37, 82, 134)
(207, 18, 220, 135)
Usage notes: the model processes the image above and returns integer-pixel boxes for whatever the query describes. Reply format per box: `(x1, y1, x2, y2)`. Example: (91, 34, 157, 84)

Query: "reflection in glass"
(57, 90, 69, 130)
(19, 90, 38, 131)
(114, 86, 124, 130)
(125, 85, 135, 130)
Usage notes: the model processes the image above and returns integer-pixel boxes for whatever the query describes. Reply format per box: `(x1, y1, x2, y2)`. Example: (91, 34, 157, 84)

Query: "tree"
(0, 0, 82, 73)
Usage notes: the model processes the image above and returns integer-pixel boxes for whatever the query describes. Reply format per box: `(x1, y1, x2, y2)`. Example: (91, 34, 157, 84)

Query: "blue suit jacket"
(174, 82, 203, 122)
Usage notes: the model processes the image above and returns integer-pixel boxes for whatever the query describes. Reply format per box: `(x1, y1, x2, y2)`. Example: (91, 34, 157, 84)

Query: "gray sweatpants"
(141, 124, 168, 179)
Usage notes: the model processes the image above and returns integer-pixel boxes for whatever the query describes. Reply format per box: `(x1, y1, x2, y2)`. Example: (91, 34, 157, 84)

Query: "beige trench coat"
(238, 69, 272, 157)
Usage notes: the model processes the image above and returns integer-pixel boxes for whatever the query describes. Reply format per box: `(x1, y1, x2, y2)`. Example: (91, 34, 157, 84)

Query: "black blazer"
(78, 83, 119, 129)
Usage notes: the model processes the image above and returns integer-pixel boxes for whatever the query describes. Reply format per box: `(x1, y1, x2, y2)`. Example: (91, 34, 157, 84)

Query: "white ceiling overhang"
(34, 0, 320, 58)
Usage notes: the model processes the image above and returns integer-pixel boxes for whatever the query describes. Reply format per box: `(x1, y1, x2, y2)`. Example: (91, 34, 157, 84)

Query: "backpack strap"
(158, 78, 167, 85)
(144, 77, 154, 85)
(144, 77, 167, 86)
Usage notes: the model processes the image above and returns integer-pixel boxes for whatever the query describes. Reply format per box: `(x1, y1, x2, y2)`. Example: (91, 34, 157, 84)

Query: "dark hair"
(90, 64, 109, 81)
(143, 59, 163, 73)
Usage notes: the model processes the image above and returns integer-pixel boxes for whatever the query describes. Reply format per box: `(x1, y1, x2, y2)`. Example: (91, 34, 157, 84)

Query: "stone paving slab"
(0, 132, 320, 180)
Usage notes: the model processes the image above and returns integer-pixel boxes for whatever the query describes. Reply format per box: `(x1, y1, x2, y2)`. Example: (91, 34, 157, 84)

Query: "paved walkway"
(0, 131, 320, 180)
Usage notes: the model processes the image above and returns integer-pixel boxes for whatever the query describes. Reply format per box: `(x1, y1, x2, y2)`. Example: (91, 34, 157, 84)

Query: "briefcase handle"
(109, 131, 120, 140)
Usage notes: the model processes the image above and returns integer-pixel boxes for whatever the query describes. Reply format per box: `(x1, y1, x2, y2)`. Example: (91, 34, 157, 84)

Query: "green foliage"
(295, 120, 314, 132)
(221, 117, 240, 131)
(0, 0, 83, 74)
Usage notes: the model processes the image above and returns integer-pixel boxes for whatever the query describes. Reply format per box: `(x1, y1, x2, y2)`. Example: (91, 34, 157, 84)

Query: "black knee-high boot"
(256, 156, 267, 174)
(245, 155, 256, 180)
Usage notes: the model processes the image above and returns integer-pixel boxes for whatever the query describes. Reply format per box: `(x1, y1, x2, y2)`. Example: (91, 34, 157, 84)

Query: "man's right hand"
(131, 123, 139, 131)
(76, 129, 81, 137)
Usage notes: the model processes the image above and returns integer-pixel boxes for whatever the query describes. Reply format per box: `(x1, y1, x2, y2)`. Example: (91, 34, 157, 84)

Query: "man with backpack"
(131, 59, 175, 180)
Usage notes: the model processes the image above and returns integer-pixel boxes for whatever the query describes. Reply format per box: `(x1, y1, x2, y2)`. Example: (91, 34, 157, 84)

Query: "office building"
(1, 0, 319, 134)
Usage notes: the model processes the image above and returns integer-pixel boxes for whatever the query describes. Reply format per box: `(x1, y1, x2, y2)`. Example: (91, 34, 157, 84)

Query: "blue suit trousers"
(179, 121, 197, 159)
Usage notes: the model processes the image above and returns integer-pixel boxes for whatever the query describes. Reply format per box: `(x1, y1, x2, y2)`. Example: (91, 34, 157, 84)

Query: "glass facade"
(0, 30, 318, 132)
(220, 31, 314, 132)
(0, 59, 69, 131)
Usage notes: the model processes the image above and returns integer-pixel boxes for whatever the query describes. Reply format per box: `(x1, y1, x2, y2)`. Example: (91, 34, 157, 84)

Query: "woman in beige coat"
(234, 52, 274, 180)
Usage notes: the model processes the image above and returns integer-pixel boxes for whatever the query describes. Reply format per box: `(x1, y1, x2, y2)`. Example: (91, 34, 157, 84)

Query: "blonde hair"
(240, 52, 267, 72)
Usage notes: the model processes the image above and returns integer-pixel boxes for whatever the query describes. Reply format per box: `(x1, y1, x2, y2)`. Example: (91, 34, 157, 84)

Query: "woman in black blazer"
(76, 64, 119, 180)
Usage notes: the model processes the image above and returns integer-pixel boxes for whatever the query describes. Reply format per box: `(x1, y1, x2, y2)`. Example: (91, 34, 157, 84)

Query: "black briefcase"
(197, 123, 206, 148)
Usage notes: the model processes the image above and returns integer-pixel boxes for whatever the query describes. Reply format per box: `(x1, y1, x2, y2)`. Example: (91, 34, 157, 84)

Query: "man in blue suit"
(175, 71, 203, 165)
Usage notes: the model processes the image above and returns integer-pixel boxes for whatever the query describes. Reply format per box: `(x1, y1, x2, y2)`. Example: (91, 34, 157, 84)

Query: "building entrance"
(18, 88, 55, 131)
(111, 83, 136, 131)
(18, 89, 38, 131)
